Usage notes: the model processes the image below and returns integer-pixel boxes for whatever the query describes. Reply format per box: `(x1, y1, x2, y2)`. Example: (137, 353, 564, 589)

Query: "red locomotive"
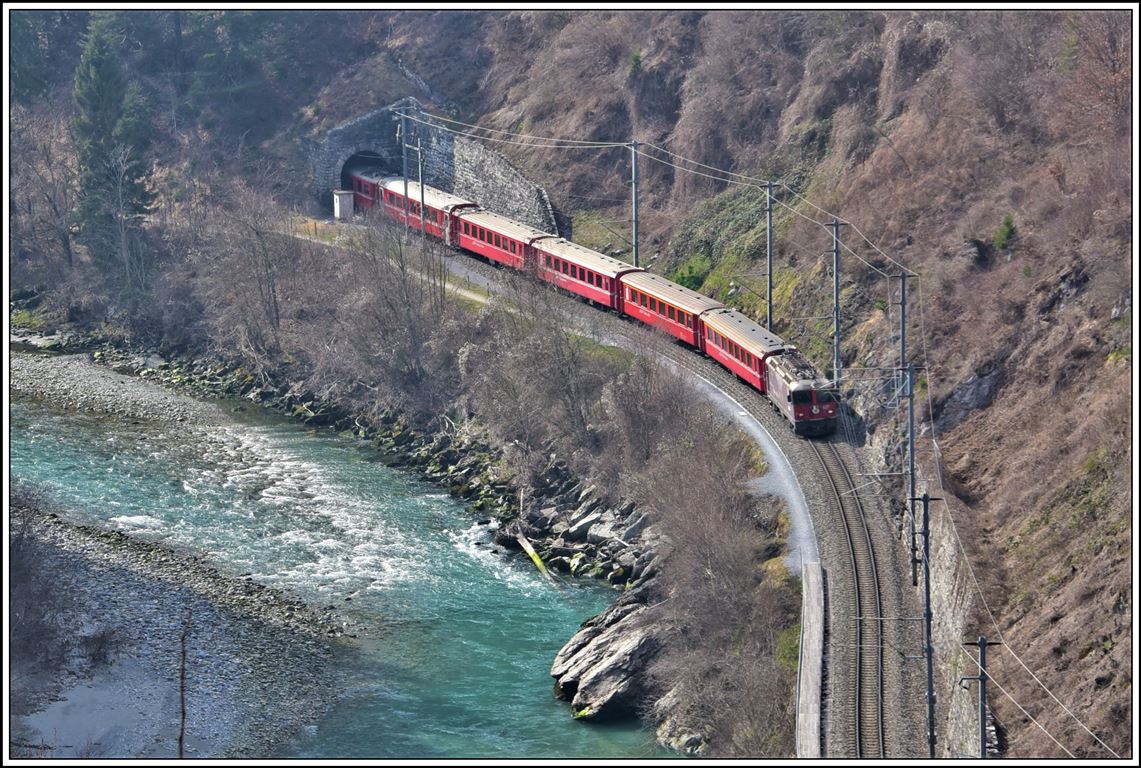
(347, 171, 838, 436)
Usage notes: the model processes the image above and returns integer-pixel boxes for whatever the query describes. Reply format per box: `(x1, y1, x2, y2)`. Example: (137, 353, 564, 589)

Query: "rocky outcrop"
(550, 578, 660, 721)
(932, 358, 1005, 432)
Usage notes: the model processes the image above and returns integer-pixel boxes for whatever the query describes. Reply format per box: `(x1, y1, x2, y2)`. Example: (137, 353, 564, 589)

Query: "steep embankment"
(297, 10, 1131, 757)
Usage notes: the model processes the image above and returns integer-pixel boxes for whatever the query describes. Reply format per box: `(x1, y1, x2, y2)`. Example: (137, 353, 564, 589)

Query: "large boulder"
(550, 585, 660, 721)
(564, 511, 602, 542)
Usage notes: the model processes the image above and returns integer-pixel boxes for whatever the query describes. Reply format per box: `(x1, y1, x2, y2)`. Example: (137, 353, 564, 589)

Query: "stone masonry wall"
(929, 495, 989, 758)
(866, 420, 987, 758)
(311, 98, 558, 235)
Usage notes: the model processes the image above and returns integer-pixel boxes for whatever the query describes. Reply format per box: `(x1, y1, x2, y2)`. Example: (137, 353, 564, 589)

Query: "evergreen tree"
(72, 13, 153, 294)
(10, 12, 50, 105)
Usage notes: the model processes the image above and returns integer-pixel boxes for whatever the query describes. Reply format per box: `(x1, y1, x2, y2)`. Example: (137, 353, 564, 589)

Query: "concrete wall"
(311, 97, 559, 235)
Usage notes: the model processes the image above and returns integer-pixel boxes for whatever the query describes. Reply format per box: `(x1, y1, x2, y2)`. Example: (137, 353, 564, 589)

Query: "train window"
(494, 234, 501, 248)
(510, 242, 517, 254)
(463, 222, 469, 235)
(792, 391, 811, 405)
(668, 306, 675, 321)
(649, 298, 658, 313)
(640, 293, 647, 308)
(816, 390, 835, 404)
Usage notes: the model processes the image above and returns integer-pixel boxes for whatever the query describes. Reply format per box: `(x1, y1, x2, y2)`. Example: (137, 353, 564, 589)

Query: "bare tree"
(10, 103, 79, 285)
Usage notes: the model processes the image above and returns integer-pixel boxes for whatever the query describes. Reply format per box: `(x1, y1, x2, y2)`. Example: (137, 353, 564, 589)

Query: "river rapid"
(9, 353, 664, 759)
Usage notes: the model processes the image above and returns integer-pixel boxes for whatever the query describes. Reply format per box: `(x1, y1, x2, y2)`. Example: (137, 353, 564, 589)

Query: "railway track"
(301, 230, 914, 756)
(810, 439, 885, 758)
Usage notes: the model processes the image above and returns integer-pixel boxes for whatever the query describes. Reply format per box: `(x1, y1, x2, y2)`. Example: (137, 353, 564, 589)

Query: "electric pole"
(631, 139, 639, 268)
(416, 135, 426, 236)
(831, 219, 845, 389)
(961, 636, 1002, 758)
(916, 491, 940, 759)
(766, 180, 774, 330)
(898, 271, 907, 407)
(908, 362, 917, 587)
(399, 107, 410, 235)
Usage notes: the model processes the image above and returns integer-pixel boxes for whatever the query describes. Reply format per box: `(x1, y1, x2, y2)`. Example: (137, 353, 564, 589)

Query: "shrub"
(627, 50, 642, 78)
(994, 214, 1016, 250)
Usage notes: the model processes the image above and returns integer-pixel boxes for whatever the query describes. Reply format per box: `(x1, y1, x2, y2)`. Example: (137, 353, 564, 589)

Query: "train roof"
(373, 176, 476, 211)
(535, 238, 643, 279)
(768, 348, 833, 389)
(621, 271, 725, 315)
(702, 308, 788, 357)
(458, 208, 553, 243)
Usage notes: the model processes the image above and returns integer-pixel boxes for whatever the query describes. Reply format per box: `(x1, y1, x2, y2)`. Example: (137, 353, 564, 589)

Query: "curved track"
(302, 228, 920, 756)
(810, 439, 885, 758)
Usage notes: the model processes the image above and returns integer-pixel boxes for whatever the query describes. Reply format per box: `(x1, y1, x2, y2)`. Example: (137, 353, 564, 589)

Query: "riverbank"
(10, 345, 671, 751)
(9, 497, 345, 759)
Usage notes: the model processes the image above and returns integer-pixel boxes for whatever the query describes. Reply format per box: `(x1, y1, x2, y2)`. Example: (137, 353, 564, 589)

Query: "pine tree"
(72, 13, 152, 294)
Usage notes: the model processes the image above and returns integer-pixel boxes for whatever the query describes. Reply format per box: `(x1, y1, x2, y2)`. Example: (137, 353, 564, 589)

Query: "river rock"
(653, 685, 709, 754)
(585, 516, 622, 545)
(550, 596, 658, 721)
(564, 511, 602, 542)
(620, 511, 650, 542)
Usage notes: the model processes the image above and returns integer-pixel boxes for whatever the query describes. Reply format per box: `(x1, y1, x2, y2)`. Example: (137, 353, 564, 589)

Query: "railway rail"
(292, 222, 922, 756)
(810, 439, 885, 758)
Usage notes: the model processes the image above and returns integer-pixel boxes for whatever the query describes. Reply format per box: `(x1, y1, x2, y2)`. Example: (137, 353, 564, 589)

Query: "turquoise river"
(9, 395, 666, 759)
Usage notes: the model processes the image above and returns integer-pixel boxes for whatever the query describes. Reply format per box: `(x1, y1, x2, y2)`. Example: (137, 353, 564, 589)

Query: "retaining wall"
(310, 97, 558, 235)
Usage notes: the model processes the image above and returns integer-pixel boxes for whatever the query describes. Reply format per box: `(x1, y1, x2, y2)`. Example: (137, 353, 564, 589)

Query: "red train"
(348, 168, 838, 436)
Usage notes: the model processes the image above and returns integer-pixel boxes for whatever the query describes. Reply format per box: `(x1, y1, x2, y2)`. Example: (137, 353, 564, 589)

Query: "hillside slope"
(306, 10, 1132, 757)
(9, 8, 1131, 758)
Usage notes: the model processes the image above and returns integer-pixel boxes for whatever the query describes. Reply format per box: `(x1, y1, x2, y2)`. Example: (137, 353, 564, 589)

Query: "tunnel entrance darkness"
(340, 151, 390, 192)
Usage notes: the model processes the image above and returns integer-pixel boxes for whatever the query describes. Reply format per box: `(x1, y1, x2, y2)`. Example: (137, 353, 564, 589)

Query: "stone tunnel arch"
(310, 98, 559, 234)
(338, 149, 393, 191)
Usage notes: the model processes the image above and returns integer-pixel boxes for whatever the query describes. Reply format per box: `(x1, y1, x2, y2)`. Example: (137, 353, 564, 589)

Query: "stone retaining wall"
(310, 97, 559, 235)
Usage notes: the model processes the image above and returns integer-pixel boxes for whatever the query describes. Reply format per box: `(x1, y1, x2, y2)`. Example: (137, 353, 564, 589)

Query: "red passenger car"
(619, 272, 724, 347)
(454, 209, 550, 271)
(701, 308, 787, 392)
(374, 176, 477, 241)
(534, 239, 643, 310)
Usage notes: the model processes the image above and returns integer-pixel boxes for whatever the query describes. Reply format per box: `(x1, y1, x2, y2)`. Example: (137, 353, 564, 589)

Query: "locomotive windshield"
(816, 390, 835, 404)
(792, 391, 812, 405)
